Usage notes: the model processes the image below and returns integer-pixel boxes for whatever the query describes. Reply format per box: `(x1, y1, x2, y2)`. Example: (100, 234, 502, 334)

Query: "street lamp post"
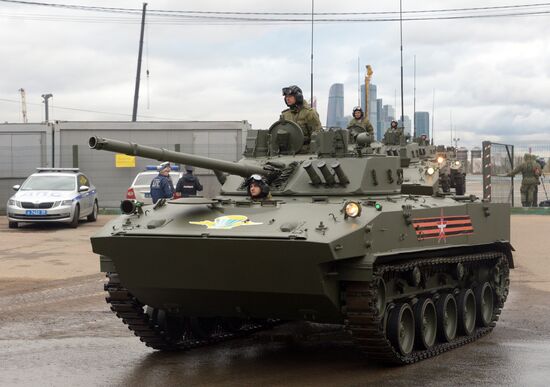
(42, 93, 54, 167)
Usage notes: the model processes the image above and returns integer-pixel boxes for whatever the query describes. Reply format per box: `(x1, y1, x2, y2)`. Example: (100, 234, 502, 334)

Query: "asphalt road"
(0, 215, 549, 387)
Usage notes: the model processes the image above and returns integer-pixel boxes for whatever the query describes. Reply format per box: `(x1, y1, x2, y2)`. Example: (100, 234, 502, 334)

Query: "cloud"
(0, 0, 549, 148)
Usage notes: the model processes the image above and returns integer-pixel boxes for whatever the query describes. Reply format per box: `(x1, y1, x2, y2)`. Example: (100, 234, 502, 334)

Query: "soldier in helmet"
(347, 106, 374, 135)
(281, 85, 322, 153)
(507, 153, 542, 207)
(245, 174, 271, 200)
(383, 120, 406, 146)
(150, 162, 175, 204)
(175, 165, 203, 197)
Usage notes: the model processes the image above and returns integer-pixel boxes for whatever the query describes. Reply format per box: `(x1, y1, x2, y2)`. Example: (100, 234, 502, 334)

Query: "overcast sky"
(1, 0, 550, 148)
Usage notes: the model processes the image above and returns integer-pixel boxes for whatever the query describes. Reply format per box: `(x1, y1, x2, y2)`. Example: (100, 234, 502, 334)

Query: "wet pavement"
(1, 215, 549, 386)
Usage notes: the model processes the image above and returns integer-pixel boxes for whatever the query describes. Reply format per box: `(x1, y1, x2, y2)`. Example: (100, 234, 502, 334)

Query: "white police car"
(7, 168, 99, 229)
(126, 165, 181, 205)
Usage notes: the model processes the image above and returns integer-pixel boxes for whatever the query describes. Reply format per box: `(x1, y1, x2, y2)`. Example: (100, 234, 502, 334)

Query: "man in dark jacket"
(150, 162, 175, 204)
(176, 165, 203, 197)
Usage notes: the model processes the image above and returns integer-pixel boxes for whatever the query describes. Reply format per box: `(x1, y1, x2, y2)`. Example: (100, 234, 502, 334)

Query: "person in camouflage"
(508, 153, 542, 207)
(382, 120, 406, 146)
(281, 85, 322, 153)
(347, 106, 374, 135)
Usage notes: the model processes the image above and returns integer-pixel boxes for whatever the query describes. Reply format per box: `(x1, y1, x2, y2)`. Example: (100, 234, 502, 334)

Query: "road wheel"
(375, 278, 387, 317)
(475, 282, 494, 327)
(387, 303, 415, 356)
(87, 200, 98, 222)
(414, 298, 437, 349)
(69, 205, 80, 228)
(8, 221, 18, 229)
(457, 289, 476, 335)
(436, 293, 457, 342)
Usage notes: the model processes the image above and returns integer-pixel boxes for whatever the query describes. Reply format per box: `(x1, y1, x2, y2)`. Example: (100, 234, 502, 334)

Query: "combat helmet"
(282, 85, 304, 107)
(352, 106, 364, 119)
(245, 174, 270, 199)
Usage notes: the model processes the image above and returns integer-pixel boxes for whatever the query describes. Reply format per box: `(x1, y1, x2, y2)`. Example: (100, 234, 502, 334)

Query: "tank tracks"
(104, 272, 274, 351)
(345, 250, 510, 364)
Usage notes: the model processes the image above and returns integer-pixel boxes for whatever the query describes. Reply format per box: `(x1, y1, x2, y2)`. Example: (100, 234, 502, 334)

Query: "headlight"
(427, 167, 435, 175)
(8, 199, 15, 206)
(454, 160, 461, 167)
(437, 156, 445, 164)
(344, 201, 362, 218)
(61, 200, 73, 206)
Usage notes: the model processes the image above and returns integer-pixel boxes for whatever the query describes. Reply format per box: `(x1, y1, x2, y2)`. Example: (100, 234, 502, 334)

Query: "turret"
(89, 120, 405, 197)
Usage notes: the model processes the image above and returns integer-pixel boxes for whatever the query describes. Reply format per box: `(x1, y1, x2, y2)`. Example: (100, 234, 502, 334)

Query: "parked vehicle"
(7, 168, 98, 229)
(126, 165, 181, 204)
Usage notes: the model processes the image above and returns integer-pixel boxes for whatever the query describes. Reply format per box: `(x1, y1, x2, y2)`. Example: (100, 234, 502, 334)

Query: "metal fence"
(482, 142, 550, 207)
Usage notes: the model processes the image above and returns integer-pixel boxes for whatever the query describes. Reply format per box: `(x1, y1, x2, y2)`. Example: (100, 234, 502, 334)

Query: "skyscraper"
(326, 83, 346, 128)
(415, 111, 430, 138)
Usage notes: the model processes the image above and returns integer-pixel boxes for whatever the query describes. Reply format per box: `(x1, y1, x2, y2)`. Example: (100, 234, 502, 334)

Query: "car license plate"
(25, 209, 47, 215)
(144, 193, 151, 198)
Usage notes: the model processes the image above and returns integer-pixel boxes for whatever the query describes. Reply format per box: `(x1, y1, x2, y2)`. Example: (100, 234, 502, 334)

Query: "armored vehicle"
(89, 120, 512, 364)
(436, 146, 467, 195)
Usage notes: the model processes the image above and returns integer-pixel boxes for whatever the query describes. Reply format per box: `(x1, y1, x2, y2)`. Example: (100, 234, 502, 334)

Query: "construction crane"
(19, 88, 28, 123)
(364, 65, 373, 118)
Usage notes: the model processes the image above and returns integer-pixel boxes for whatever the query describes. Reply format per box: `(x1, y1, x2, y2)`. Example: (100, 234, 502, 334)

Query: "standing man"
(281, 85, 322, 153)
(176, 165, 203, 197)
(150, 162, 175, 204)
(508, 153, 542, 207)
(347, 106, 374, 135)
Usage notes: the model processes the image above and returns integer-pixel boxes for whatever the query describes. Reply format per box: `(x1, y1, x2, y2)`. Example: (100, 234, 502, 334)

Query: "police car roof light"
(145, 165, 181, 171)
(36, 168, 80, 173)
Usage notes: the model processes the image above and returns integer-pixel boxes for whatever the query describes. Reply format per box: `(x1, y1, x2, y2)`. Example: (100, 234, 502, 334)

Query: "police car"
(7, 168, 99, 229)
(126, 165, 181, 204)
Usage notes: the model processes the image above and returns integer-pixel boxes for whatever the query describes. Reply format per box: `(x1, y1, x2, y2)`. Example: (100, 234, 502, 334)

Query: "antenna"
(450, 110, 453, 146)
(399, 0, 404, 126)
(357, 57, 360, 107)
(413, 55, 416, 139)
(145, 20, 150, 110)
(310, 0, 314, 105)
(431, 88, 435, 144)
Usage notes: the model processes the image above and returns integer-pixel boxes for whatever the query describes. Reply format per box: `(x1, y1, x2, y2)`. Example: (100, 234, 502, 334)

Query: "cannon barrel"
(88, 136, 268, 178)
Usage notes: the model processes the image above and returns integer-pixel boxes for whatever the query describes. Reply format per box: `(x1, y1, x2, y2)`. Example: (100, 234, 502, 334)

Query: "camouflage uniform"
(347, 117, 374, 135)
(281, 101, 322, 153)
(508, 154, 542, 207)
